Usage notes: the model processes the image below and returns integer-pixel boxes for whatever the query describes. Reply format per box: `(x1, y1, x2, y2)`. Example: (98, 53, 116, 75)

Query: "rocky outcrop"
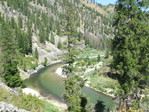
(19, 64, 44, 80)
(0, 81, 18, 96)
(32, 33, 65, 63)
(0, 102, 29, 112)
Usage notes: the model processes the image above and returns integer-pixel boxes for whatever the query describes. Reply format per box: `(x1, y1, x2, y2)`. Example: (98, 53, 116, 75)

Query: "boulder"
(0, 102, 29, 112)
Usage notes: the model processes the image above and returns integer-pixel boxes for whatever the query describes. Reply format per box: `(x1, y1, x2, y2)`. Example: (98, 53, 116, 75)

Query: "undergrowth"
(0, 86, 60, 112)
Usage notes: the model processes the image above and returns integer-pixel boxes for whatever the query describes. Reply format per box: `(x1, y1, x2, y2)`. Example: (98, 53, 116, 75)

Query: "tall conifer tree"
(18, 16, 23, 28)
(63, 0, 87, 112)
(0, 18, 22, 87)
(112, 0, 149, 109)
(35, 48, 39, 59)
(27, 20, 32, 53)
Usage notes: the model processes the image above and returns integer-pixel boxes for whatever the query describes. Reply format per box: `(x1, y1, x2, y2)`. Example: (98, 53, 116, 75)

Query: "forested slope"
(0, 0, 148, 112)
(0, 0, 114, 75)
(0, 0, 114, 112)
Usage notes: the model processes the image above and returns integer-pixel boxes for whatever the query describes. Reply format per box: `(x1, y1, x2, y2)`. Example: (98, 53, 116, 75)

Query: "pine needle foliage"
(63, 0, 87, 112)
(112, 0, 149, 109)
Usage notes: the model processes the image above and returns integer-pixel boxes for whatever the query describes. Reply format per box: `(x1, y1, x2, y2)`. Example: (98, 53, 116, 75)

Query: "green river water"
(24, 63, 115, 111)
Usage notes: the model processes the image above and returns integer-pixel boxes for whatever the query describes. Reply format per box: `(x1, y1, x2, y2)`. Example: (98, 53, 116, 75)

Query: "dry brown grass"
(107, 5, 115, 12)
(80, 0, 108, 16)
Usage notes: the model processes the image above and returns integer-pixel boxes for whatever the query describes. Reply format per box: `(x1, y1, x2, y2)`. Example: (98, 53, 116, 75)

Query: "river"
(24, 63, 116, 111)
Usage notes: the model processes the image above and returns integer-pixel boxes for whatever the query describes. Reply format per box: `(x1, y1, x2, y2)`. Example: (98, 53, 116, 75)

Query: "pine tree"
(0, 18, 22, 87)
(43, 57, 48, 66)
(16, 27, 29, 55)
(46, 26, 50, 41)
(39, 25, 46, 44)
(65, 74, 86, 112)
(63, 0, 87, 111)
(112, 0, 149, 109)
(11, 17, 16, 28)
(85, 36, 89, 46)
(3, 61, 22, 87)
(18, 16, 23, 28)
(34, 48, 39, 59)
(50, 32, 55, 44)
(57, 40, 62, 49)
(78, 32, 83, 41)
(27, 20, 32, 53)
(23, 33, 29, 54)
(49, 16, 54, 31)
(56, 21, 61, 35)
(105, 50, 109, 59)
(97, 54, 101, 62)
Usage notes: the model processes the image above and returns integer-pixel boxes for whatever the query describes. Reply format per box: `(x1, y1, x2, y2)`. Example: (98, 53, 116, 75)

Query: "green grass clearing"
(44, 101, 62, 112)
(18, 56, 38, 70)
(89, 74, 120, 95)
(78, 48, 105, 59)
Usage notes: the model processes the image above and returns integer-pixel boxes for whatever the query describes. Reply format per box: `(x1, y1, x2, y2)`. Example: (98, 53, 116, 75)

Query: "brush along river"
(24, 63, 116, 111)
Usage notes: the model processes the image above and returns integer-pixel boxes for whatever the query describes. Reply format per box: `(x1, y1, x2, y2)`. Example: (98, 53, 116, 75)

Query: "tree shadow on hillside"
(106, 72, 120, 80)
(94, 100, 106, 112)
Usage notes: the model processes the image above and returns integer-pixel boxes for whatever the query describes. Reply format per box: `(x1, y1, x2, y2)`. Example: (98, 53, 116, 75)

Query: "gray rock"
(0, 82, 18, 96)
(0, 102, 29, 112)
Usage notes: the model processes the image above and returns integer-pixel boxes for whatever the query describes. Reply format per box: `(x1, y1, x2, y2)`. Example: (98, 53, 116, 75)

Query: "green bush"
(44, 102, 59, 112)
(0, 86, 44, 112)
(13, 94, 44, 112)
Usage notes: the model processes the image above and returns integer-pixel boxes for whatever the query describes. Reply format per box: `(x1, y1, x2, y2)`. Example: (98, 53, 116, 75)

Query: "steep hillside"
(0, 0, 115, 96)
(0, 0, 114, 72)
(80, 0, 109, 16)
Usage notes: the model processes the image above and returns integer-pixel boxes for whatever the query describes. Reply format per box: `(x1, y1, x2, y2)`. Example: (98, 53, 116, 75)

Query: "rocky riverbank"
(19, 60, 62, 80)
(19, 61, 68, 111)
(55, 65, 67, 78)
(0, 80, 67, 112)
(55, 65, 115, 98)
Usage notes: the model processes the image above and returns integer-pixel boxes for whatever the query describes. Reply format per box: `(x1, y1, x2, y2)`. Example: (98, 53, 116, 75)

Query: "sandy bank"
(22, 88, 67, 109)
(19, 60, 62, 80)
(55, 66, 67, 78)
(22, 88, 40, 97)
